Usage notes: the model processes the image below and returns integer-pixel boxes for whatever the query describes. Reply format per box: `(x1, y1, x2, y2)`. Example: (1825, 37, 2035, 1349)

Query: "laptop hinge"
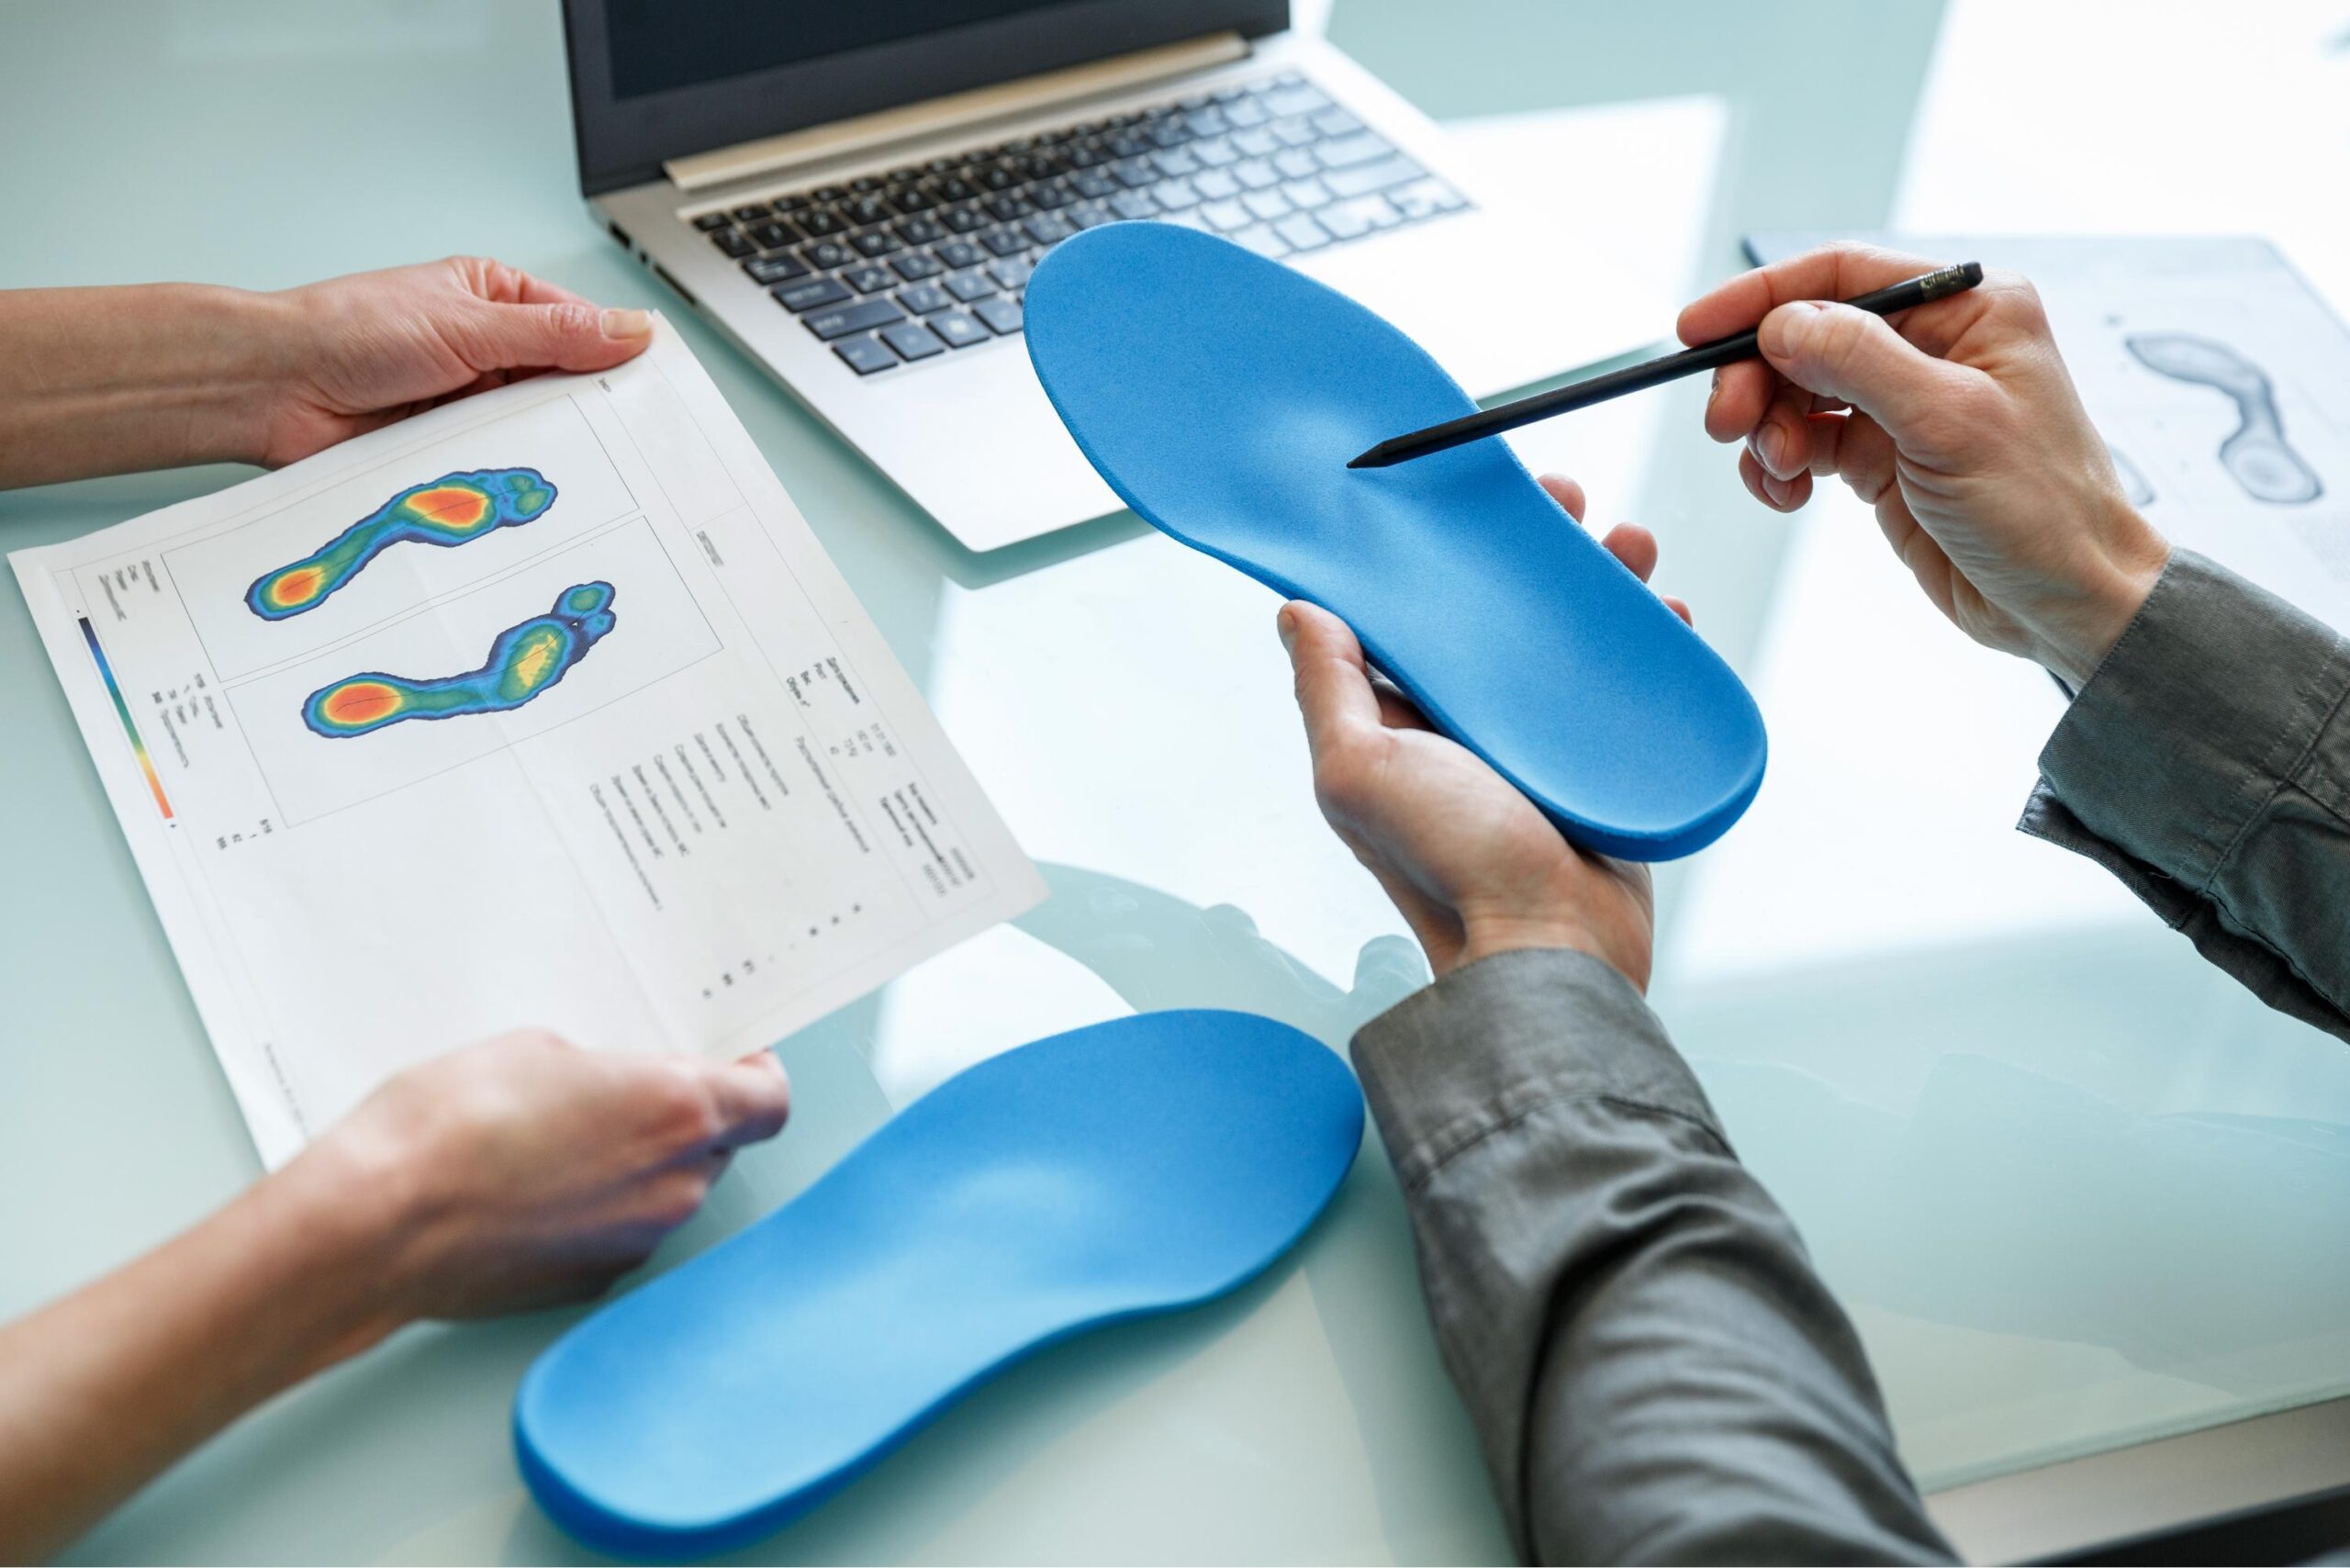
(666, 30, 1250, 194)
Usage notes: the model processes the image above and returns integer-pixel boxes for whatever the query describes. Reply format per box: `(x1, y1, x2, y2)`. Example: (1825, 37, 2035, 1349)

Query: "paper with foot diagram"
(12, 320, 1043, 1166)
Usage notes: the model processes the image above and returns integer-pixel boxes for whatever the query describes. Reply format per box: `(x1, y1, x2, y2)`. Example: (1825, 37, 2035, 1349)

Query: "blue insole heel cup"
(1024, 224, 1767, 860)
(514, 1010, 1364, 1558)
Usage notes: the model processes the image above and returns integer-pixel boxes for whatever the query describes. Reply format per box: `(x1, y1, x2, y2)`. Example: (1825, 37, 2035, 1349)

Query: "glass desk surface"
(6, 1, 2350, 1561)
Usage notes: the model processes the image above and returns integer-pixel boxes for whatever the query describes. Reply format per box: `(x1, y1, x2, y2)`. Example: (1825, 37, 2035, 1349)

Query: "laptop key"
(849, 230, 901, 257)
(1282, 176, 1333, 210)
(890, 185, 936, 213)
(850, 175, 884, 194)
(1390, 177, 1468, 218)
(691, 211, 733, 231)
(1104, 129, 1152, 158)
(895, 215, 946, 245)
(979, 226, 1028, 257)
(879, 320, 947, 362)
(1315, 132, 1395, 171)
(834, 335, 898, 375)
(927, 309, 991, 349)
(748, 218, 802, 250)
(799, 207, 847, 237)
(744, 253, 810, 285)
(800, 239, 856, 270)
(1023, 213, 1077, 246)
(1274, 212, 1332, 252)
(805, 298, 905, 340)
(1321, 194, 1400, 236)
(1322, 154, 1424, 199)
(1229, 223, 1292, 261)
(1233, 158, 1280, 191)
(1151, 176, 1202, 210)
(935, 238, 987, 269)
(1069, 170, 1119, 199)
(1224, 96, 1269, 128)
(1109, 189, 1158, 219)
(972, 296, 1024, 336)
(711, 229, 756, 258)
(775, 276, 851, 311)
(776, 193, 811, 211)
(1269, 116, 1319, 149)
(1028, 180, 1076, 210)
(1200, 198, 1252, 233)
(1312, 106, 1364, 138)
(1271, 147, 1319, 181)
(986, 254, 1035, 290)
(1191, 135, 1238, 168)
(936, 174, 979, 201)
(844, 263, 897, 294)
(1231, 127, 1278, 157)
(892, 250, 945, 280)
(1151, 147, 1202, 178)
(898, 282, 954, 314)
(945, 268, 997, 303)
(845, 195, 891, 225)
(1110, 157, 1158, 189)
(940, 204, 988, 233)
(982, 193, 1033, 222)
(1066, 199, 1117, 229)
(1242, 187, 1293, 222)
(1264, 82, 1332, 117)
(1192, 168, 1241, 201)
(731, 202, 773, 221)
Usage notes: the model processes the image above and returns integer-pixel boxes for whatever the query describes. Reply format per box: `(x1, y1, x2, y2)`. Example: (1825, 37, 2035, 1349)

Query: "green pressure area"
(302, 581, 617, 739)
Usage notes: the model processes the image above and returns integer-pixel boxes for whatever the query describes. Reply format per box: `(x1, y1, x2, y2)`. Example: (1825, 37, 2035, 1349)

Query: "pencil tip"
(1346, 448, 1382, 470)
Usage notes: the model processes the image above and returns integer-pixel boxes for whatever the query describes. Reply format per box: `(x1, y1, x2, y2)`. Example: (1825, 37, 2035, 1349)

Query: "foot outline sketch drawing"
(2124, 332, 2322, 505)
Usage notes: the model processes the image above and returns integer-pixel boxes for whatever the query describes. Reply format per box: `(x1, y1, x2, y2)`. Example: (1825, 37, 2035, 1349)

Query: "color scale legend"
(79, 617, 173, 822)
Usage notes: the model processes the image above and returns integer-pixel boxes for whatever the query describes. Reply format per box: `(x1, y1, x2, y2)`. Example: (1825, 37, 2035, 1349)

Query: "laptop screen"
(565, 0, 1290, 195)
(607, 2, 1075, 102)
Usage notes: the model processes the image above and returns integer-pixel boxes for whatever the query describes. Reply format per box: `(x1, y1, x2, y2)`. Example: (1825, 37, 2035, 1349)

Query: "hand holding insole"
(1024, 225, 1765, 860)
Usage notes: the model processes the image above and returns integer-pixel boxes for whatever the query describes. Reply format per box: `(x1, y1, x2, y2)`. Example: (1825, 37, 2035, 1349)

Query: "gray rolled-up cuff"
(1349, 946, 1727, 1193)
(2034, 548, 2350, 890)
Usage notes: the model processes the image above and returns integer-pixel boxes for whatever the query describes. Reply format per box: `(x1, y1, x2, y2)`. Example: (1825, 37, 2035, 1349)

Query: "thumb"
(462, 300, 653, 375)
(1759, 301, 1979, 452)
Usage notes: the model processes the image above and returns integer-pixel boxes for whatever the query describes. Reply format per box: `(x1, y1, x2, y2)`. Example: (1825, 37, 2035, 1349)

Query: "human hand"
(249, 256, 654, 467)
(294, 1030, 791, 1326)
(1281, 476, 1679, 989)
(1688, 241, 2170, 687)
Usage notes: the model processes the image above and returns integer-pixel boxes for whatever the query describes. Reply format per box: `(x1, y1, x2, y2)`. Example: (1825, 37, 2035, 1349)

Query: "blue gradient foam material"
(1024, 224, 1766, 860)
(514, 1010, 1364, 1558)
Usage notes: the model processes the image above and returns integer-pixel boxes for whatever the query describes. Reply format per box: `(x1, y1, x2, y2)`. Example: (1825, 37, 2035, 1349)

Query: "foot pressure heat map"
(247, 467, 557, 620)
(304, 581, 618, 738)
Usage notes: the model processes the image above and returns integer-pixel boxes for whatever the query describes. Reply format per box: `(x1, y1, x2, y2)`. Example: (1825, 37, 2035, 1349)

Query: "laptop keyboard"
(685, 72, 1470, 376)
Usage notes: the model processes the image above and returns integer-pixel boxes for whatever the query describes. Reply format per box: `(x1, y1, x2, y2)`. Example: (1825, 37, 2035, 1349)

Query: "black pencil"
(1347, 261, 1986, 470)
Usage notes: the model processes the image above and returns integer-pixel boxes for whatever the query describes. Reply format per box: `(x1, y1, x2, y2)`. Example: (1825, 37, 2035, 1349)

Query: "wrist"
(1452, 912, 1644, 991)
(2035, 499, 2170, 689)
(261, 1122, 431, 1361)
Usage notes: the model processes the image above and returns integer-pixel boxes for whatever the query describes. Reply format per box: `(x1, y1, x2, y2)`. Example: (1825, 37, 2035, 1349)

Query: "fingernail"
(1756, 423, 1788, 477)
(1760, 300, 1824, 360)
(1707, 369, 1722, 410)
(1275, 604, 1298, 650)
(600, 307, 651, 339)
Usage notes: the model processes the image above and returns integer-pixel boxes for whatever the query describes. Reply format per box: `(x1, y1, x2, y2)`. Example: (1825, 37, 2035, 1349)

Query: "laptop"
(564, 2, 1651, 552)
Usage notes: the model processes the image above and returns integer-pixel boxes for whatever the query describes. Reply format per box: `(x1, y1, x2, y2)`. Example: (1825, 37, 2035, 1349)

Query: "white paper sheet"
(11, 320, 1044, 1166)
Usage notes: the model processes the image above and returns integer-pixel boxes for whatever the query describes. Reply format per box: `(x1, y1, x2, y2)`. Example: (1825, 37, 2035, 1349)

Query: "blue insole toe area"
(1025, 224, 1766, 860)
(514, 1010, 1364, 1558)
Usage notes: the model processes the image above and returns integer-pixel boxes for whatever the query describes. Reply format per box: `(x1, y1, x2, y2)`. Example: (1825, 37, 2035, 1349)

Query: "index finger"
(1278, 600, 1383, 765)
(1676, 241, 1953, 346)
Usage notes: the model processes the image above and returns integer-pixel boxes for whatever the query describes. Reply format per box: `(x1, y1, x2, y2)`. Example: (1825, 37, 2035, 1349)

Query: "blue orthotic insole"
(513, 1010, 1364, 1557)
(1024, 224, 1766, 860)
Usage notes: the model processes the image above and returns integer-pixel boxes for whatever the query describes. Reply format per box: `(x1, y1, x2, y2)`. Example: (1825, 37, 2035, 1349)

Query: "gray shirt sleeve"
(2021, 548, 2350, 1042)
(1352, 947, 1953, 1565)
